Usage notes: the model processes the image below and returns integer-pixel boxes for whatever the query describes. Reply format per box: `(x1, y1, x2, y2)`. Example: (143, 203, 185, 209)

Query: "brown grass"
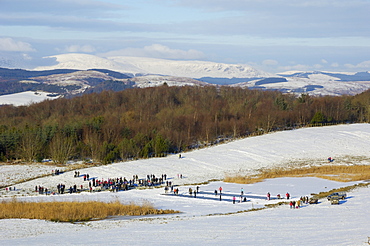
(0, 199, 179, 222)
(225, 165, 370, 184)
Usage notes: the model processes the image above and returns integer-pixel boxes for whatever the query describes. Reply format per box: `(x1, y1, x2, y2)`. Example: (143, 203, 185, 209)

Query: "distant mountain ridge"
(233, 71, 370, 96)
(0, 67, 79, 80)
(35, 53, 273, 79)
(279, 70, 370, 81)
(0, 68, 133, 98)
(1, 53, 370, 106)
(0, 67, 210, 101)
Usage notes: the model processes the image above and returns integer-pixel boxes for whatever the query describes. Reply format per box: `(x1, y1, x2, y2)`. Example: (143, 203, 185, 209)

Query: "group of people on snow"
(168, 186, 306, 206)
(29, 171, 170, 196)
(289, 196, 310, 208)
(52, 169, 62, 175)
(35, 185, 48, 195)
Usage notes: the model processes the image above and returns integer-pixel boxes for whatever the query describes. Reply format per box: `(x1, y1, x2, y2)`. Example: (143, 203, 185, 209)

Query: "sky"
(1, 0, 370, 73)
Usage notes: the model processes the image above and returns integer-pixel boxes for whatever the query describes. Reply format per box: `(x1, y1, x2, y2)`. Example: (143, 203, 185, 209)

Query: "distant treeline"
(0, 85, 369, 164)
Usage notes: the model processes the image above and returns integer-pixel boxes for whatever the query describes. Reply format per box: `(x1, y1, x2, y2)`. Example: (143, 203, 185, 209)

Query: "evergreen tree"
(310, 111, 327, 124)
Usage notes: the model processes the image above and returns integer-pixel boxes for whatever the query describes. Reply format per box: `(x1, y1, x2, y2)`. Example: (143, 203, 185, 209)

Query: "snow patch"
(0, 91, 60, 106)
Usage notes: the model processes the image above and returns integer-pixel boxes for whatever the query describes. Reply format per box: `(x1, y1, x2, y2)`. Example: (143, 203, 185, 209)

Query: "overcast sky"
(1, 0, 370, 73)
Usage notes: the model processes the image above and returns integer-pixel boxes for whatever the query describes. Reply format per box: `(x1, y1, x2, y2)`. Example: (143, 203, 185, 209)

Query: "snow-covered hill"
(129, 75, 209, 88)
(31, 53, 370, 96)
(0, 66, 214, 105)
(0, 53, 364, 101)
(233, 72, 370, 96)
(22, 70, 133, 95)
(1, 124, 370, 245)
(109, 56, 273, 79)
(34, 54, 145, 75)
(34, 53, 273, 79)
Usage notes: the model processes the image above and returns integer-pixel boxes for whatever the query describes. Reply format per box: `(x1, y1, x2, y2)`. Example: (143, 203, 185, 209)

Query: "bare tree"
(49, 133, 75, 165)
(19, 129, 41, 162)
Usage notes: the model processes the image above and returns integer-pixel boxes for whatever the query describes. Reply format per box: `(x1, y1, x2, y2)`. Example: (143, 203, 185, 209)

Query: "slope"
(0, 124, 370, 245)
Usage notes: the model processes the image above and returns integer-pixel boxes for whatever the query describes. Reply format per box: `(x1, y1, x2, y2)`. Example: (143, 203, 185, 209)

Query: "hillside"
(0, 124, 370, 245)
(0, 85, 369, 164)
(35, 53, 273, 79)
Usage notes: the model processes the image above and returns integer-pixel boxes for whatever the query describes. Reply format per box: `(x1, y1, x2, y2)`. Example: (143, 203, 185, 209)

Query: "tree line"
(0, 85, 369, 164)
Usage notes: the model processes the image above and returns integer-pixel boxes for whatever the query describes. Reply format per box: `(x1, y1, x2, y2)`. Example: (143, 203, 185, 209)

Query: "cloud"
(1, 0, 369, 49)
(22, 53, 32, 60)
(278, 64, 312, 72)
(344, 61, 370, 69)
(262, 59, 278, 66)
(64, 45, 96, 53)
(0, 38, 35, 52)
(1, 0, 126, 17)
(0, 1, 141, 33)
(170, 0, 370, 39)
(173, 0, 368, 12)
(313, 64, 323, 70)
(0, 14, 149, 33)
(102, 44, 205, 60)
(2, 0, 368, 39)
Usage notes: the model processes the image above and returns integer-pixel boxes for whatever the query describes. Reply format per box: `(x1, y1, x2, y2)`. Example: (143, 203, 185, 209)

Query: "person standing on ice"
(286, 192, 290, 199)
(219, 186, 223, 194)
(241, 188, 244, 196)
(267, 192, 271, 200)
(233, 196, 236, 204)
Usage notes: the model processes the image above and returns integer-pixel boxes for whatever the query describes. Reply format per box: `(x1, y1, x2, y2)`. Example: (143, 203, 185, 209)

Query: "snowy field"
(0, 91, 60, 106)
(1, 124, 370, 245)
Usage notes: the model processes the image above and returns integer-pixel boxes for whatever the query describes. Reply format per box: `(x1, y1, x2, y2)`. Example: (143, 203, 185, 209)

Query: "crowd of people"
(32, 172, 171, 196)
(10, 168, 314, 210)
(35, 185, 48, 195)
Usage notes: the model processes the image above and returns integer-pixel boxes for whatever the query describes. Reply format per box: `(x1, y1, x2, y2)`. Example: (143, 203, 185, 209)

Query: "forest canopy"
(0, 86, 369, 164)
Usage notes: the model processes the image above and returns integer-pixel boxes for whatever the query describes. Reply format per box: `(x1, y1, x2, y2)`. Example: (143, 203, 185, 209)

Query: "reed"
(225, 165, 370, 184)
(0, 199, 179, 222)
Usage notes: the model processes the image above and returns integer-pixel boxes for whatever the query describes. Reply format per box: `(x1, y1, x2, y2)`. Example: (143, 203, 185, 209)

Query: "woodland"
(0, 85, 369, 164)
